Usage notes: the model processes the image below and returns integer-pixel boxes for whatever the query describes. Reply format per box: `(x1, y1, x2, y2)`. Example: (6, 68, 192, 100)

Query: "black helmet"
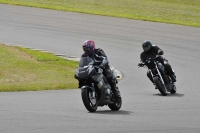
(142, 41, 152, 52)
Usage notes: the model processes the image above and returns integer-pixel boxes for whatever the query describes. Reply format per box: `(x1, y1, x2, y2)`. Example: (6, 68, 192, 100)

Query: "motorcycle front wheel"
(81, 88, 98, 112)
(154, 77, 167, 96)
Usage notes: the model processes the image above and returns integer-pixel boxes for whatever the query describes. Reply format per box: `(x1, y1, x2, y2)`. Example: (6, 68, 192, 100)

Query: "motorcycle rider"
(78, 40, 121, 98)
(138, 41, 177, 85)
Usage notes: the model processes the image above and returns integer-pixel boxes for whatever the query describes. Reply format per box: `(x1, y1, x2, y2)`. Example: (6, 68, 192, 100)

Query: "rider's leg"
(164, 60, 176, 82)
(103, 67, 121, 98)
(156, 56, 176, 82)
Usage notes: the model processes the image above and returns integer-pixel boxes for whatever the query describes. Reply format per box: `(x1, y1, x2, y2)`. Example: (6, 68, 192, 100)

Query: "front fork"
(81, 84, 95, 99)
(150, 66, 167, 91)
(90, 83, 96, 99)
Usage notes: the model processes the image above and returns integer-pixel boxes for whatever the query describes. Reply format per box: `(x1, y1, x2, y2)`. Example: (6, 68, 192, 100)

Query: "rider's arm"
(140, 52, 146, 63)
(97, 49, 109, 68)
(152, 45, 164, 55)
(138, 53, 146, 67)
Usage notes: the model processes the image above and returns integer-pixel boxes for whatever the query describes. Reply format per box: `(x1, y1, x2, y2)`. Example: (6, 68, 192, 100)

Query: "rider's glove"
(138, 62, 144, 67)
(157, 50, 164, 55)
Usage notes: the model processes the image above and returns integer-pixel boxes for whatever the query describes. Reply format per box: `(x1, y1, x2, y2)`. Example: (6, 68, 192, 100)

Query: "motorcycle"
(75, 56, 122, 112)
(138, 58, 176, 96)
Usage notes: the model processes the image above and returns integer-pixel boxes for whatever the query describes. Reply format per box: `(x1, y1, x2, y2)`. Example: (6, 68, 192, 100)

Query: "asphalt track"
(1, 4, 200, 133)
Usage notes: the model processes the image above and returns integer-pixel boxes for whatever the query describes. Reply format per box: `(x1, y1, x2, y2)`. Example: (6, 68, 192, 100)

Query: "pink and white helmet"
(82, 40, 95, 55)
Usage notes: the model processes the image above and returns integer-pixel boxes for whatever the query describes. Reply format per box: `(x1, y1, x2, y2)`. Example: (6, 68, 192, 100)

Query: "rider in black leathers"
(138, 41, 177, 84)
(78, 40, 121, 98)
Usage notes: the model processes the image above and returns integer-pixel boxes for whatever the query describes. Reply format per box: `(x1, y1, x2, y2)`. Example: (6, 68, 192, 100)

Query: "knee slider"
(106, 74, 113, 81)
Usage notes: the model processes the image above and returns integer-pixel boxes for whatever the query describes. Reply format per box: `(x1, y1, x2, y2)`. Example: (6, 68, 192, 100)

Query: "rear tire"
(108, 97, 122, 111)
(81, 88, 98, 112)
(154, 77, 167, 96)
(170, 84, 176, 94)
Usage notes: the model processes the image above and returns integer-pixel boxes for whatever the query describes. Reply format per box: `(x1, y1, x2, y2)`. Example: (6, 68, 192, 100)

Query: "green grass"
(0, 0, 200, 27)
(0, 44, 78, 91)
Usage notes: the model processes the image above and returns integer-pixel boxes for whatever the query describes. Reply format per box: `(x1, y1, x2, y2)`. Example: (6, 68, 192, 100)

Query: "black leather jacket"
(140, 45, 164, 63)
(81, 48, 109, 68)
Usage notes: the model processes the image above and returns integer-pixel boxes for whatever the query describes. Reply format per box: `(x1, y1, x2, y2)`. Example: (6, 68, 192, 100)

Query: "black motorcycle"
(75, 57, 122, 112)
(138, 58, 176, 96)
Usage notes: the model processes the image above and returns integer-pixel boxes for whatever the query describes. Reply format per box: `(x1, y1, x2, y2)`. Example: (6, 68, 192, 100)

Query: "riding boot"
(170, 74, 177, 82)
(166, 67, 177, 82)
(109, 80, 121, 98)
(164, 61, 177, 82)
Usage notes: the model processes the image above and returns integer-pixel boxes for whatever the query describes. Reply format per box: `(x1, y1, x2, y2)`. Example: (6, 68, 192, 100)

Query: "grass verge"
(0, 44, 78, 91)
(0, 0, 200, 27)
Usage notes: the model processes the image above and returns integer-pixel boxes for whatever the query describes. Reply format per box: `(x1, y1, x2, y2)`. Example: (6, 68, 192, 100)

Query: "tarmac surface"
(1, 4, 200, 133)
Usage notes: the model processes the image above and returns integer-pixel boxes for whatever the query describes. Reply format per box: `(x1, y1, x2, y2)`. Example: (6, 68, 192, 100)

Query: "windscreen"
(79, 57, 94, 67)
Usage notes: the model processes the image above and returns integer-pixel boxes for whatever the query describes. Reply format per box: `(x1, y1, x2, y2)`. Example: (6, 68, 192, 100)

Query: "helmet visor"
(83, 47, 92, 54)
(143, 46, 150, 52)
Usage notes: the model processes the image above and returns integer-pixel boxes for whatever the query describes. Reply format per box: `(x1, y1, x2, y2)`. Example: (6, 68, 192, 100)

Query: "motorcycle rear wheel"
(154, 77, 167, 96)
(170, 84, 176, 94)
(81, 88, 98, 112)
(108, 97, 122, 111)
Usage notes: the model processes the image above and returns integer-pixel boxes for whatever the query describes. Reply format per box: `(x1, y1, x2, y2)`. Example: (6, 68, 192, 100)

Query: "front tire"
(154, 77, 167, 96)
(81, 88, 98, 112)
(108, 97, 122, 111)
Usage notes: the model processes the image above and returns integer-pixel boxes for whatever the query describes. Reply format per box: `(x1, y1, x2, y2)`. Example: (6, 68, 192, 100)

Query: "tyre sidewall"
(81, 88, 98, 112)
(154, 77, 167, 96)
